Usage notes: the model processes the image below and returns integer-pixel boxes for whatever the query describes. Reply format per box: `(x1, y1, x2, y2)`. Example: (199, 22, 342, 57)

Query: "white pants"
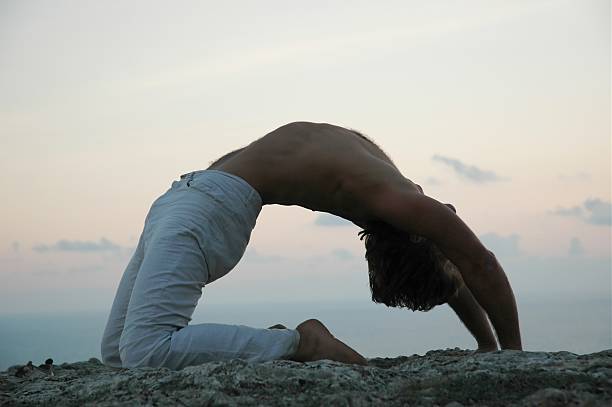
(100, 170, 300, 370)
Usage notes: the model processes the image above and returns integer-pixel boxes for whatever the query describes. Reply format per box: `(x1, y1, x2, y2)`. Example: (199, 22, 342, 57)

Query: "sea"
(1, 297, 610, 371)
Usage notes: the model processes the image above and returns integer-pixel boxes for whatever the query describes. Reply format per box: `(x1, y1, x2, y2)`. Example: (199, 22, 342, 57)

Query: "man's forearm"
(463, 254, 522, 350)
(448, 282, 497, 349)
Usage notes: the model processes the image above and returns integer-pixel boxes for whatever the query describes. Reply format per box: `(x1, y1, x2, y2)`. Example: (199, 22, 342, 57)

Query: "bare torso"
(208, 122, 421, 227)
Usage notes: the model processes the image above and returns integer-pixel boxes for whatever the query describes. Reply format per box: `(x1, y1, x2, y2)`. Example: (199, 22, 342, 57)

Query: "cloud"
(314, 213, 353, 227)
(568, 237, 585, 257)
(550, 198, 611, 226)
(479, 232, 521, 258)
(33, 238, 121, 253)
(432, 155, 507, 183)
(551, 206, 583, 217)
(558, 172, 590, 181)
(583, 199, 611, 226)
(243, 248, 358, 265)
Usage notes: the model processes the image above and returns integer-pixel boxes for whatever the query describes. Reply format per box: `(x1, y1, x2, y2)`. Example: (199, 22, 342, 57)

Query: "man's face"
(431, 244, 463, 287)
(441, 257, 462, 286)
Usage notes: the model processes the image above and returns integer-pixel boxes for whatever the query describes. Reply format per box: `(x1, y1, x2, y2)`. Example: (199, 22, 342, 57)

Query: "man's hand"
(475, 344, 499, 353)
(447, 277, 499, 351)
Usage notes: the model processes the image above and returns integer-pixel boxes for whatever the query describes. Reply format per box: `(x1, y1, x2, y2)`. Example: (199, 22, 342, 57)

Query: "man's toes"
(331, 337, 368, 366)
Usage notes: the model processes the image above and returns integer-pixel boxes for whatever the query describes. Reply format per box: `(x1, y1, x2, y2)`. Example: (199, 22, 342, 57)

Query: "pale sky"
(0, 0, 610, 314)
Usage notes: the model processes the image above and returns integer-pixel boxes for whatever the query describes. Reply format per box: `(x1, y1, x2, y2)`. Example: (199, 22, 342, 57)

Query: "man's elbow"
(460, 251, 505, 293)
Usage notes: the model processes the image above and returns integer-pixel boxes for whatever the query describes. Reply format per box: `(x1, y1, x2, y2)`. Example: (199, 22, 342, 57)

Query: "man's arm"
(448, 280, 498, 351)
(364, 185, 522, 350)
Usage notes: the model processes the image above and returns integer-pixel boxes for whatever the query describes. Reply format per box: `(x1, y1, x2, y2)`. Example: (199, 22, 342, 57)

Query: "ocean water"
(1, 297, 610, 371)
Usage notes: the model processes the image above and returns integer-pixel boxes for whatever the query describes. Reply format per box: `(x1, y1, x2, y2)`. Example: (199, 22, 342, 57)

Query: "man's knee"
(118, 342, 144, 368)
(119, 328, 170, 368)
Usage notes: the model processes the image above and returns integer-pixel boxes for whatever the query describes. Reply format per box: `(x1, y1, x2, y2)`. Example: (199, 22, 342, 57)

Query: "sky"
(0, 0, 610, 315)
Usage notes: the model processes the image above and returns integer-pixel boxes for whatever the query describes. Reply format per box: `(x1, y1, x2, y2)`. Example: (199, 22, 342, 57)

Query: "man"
(101, 121, 522, 370)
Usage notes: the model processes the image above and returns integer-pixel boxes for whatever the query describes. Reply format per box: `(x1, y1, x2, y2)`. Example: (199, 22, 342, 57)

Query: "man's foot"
(291, 319, 368, 366)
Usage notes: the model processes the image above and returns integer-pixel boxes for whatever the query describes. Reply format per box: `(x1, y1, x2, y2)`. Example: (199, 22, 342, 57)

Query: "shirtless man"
(101, 121, 522, 370)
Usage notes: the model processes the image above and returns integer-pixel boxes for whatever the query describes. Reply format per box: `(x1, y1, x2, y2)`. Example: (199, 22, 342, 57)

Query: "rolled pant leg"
(160, 322, 300, 369)
(117, 195, 300, 369)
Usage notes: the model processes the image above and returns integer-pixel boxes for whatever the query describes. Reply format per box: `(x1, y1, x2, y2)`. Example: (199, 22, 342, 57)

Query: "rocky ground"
(1, 349, 611, 406)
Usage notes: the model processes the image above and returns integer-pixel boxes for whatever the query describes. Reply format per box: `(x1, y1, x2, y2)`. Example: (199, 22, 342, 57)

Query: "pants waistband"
(177, 169, 263, 209)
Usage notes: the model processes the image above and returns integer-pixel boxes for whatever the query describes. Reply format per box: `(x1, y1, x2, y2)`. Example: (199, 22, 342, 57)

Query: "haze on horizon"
(0, 0, 610, 316)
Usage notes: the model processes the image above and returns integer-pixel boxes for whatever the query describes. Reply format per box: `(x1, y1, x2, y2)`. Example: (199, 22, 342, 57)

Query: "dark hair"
(359, 222, 459, 311)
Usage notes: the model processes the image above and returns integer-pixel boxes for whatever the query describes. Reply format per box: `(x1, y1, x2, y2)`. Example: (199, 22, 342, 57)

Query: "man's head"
(358, 222, 461, 311)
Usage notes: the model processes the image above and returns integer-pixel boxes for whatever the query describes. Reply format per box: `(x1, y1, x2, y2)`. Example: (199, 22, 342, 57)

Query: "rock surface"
(1, 349, 611, 406)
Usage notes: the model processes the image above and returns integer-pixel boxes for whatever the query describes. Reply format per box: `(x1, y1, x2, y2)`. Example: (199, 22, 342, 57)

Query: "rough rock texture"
(1, 349, 611, 406)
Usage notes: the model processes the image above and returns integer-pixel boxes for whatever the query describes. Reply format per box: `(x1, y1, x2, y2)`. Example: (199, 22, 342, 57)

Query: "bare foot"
(291, 319, 368, 366)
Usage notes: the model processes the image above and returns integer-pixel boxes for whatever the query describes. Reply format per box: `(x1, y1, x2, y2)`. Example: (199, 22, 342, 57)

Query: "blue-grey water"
(1, 298, 610, 371)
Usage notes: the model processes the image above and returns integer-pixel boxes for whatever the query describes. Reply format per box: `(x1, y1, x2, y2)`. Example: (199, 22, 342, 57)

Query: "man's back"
(209, 121, 421, 227)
